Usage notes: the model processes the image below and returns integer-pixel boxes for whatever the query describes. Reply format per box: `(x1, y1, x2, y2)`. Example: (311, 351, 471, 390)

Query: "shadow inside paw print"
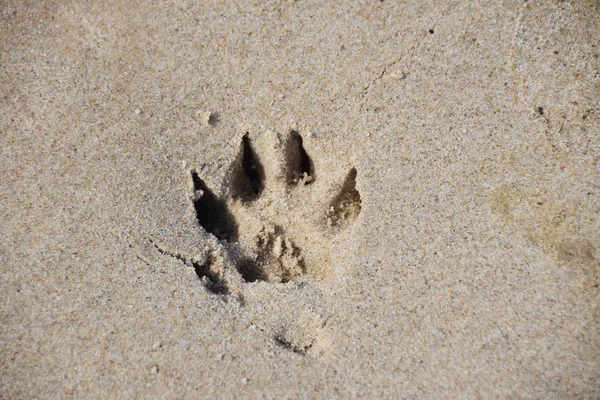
(192, 130, 361, 284)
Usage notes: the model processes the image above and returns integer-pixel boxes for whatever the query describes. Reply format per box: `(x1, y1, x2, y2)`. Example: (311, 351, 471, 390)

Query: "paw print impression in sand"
(191, 130, 362, 284)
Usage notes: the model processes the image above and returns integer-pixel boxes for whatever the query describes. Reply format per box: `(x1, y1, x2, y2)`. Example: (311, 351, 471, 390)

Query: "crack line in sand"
(150, 239, 192, 266)
(360, 24, 435, 95)
(150, 239, 230, 294)
(274, 335, 314, 356)
(507, 2, 527, 72)
(136, 254, 152, 267)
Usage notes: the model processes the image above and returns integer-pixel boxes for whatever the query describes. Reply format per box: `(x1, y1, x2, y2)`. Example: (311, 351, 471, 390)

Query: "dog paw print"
(191, 130, 362, 285)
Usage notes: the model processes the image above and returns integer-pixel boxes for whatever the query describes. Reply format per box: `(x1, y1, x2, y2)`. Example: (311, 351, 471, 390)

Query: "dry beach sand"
(1, 0, 599, 398)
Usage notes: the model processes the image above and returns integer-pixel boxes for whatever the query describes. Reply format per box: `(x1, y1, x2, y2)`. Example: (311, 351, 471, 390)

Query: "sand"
(1, 0, 599, 398)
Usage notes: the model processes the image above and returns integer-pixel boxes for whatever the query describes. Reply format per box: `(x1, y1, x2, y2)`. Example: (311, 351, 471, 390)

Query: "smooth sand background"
(1, 1, 599, 398)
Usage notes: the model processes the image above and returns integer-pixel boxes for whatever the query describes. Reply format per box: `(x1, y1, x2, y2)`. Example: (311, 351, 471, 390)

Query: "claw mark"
(191, 170, 238, 241)
(285, 131, 313, 186)
(327, 168, 362, 229)
(229, 133, 265, 202)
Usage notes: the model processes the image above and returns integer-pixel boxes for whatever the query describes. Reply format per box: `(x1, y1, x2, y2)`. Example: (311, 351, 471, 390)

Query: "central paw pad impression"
(192, 130, 361, 285)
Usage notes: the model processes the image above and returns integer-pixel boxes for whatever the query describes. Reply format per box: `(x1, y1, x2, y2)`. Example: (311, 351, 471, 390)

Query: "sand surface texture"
(1, 1, 599, 398)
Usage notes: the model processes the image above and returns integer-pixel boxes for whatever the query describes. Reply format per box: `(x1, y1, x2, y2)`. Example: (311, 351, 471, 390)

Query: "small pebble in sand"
(194, 110, 218, 126)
